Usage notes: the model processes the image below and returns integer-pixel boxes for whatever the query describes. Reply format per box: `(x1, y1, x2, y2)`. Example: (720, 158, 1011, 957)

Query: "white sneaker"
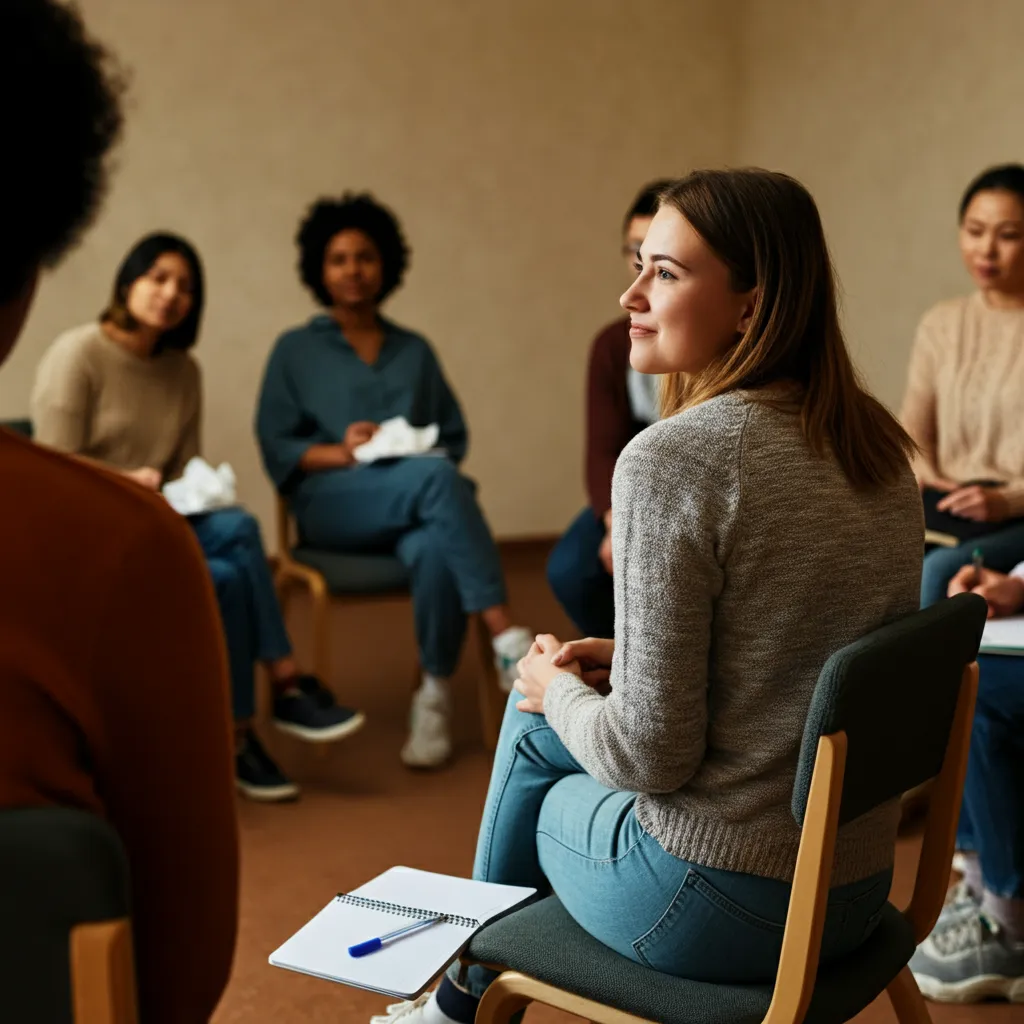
(401, 686, 452, 768)
(370, 993, 433, 1024)
(492, 626, 534, 693)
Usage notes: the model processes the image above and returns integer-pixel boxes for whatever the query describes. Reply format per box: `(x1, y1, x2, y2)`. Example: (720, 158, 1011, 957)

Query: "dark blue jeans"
(921, 521, 1024, 607)
(190, 508, 292, 721)
(292, 458, 507, 678)
(546, 508, 615, 639)
(956, 654, 1024, 899)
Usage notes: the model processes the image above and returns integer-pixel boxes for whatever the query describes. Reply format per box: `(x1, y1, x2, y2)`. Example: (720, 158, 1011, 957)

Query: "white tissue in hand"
(352, 416, 440, 463)
(162, 457, 237, 516)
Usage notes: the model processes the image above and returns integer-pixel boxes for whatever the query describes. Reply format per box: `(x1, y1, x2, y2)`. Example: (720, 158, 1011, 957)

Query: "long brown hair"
(657, 168, 915, 490)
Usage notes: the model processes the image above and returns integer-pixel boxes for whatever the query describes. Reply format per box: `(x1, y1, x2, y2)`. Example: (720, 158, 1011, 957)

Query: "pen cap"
(348, 938, 383, 958)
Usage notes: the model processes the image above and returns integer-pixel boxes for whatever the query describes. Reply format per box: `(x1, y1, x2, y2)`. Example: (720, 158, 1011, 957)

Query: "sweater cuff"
(543, 671, 602, 742)
(1001, 481, 1024, 518)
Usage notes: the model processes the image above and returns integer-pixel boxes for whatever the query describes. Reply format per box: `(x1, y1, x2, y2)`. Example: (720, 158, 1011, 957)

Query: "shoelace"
(370, 993, 431, 1023)
(931, 907, 1000, 956)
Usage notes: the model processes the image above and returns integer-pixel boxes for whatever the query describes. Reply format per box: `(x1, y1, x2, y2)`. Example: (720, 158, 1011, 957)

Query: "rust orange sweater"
(0, 427, 238, 1022)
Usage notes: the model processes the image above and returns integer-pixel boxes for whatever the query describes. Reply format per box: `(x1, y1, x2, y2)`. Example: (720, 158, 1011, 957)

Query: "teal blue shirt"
(255, 315, 467, 492)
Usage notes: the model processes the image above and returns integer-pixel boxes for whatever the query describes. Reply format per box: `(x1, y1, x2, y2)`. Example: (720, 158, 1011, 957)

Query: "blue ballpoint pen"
(348, 915, 448, 957)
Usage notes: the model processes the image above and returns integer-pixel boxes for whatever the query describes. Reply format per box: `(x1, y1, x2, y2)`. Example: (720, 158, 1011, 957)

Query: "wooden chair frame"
(70, 919, 138, 1024)
(272, 496, 503, 751)
(471, 662, 980, 1024)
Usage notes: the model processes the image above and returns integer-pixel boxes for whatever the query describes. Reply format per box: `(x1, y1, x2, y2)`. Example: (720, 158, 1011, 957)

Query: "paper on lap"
(162, 457, 238, 516)
(353, 417, 441, 464)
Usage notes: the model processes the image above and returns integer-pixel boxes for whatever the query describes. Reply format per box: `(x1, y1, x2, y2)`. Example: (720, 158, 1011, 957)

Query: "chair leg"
(476, 973, 533, 1024)
(474, 616, 500, 753)
(887, 966, 933, 1024)
(308, 575, 330, 684)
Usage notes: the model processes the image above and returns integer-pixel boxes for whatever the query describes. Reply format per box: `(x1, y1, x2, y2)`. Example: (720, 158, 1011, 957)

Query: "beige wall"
(737, 0, 1024, 411)
(5, 0, 734, 537)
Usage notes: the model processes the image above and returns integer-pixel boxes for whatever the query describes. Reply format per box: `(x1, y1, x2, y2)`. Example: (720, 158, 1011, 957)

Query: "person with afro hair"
(256, 192, 533, 769)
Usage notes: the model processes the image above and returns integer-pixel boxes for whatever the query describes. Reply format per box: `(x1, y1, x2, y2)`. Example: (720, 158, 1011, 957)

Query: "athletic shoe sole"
(235, 778, 300, 803)
(273, 710, 366, 744)
(914, 970, 1024, 1003)
(400, 742, 452, 769)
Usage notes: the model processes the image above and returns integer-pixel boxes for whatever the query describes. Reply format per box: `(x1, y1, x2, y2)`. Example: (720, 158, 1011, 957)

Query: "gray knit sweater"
(544, 391, 922, 885)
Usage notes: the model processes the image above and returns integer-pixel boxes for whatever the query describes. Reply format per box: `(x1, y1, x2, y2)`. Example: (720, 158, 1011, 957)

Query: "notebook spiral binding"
(335, 892, 479, 930)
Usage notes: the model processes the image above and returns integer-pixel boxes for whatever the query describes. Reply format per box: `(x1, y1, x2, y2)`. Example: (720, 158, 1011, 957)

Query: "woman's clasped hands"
(513, 635, 615, 714)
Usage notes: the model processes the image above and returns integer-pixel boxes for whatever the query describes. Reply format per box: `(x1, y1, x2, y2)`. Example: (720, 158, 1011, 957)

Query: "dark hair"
(102, 233, 205, 353)
(959, 164, 1024, 220)
(659, 168, 915, 490)
(0, 0, 124, 304)
(296, 192, 409, 306)
(624, 179, 675, 231)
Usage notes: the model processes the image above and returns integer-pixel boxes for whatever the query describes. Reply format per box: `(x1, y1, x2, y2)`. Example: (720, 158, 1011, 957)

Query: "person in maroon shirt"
(547, 182, 670, 637)
(0, 4, 238, 1021)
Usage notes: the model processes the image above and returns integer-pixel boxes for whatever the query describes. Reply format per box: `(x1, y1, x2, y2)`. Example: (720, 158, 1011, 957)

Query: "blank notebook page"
(269, 866, 536, 999)
(980, 614, 1024, 654)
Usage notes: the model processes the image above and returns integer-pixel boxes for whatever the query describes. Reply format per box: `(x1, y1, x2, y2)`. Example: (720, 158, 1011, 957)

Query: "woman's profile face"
(322, 229, 384, 309)
(125, 252, 194, 332)
(959, 189, 1024, 295)
(620, 205, 753, 376)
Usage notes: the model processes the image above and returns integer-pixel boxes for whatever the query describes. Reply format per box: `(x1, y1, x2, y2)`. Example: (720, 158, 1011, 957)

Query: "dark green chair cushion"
(0, 808, 131, 1024)
(792, 593, 986, 827)
(466, 896, 915, 1024)
(0, 417, 33, 438)
(292, 546, 410, 595)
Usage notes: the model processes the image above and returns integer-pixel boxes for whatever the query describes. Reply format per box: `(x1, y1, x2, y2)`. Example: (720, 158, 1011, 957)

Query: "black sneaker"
(272, 675, 366, 743)
(235, 732, 299, 802)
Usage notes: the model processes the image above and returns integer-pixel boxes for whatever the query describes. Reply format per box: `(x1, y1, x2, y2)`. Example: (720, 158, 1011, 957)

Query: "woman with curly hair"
(256, 193, 532, 769)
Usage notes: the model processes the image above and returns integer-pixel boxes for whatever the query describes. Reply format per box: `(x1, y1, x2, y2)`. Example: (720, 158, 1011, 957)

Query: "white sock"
(492, 624, 531, 654)
(419, 673, 450, 701)
(419, 991, 460, 1024)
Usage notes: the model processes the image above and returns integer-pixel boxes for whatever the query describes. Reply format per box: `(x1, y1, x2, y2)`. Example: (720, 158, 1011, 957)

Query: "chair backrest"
(1, 417, 33, 438)
(763, 594, 985, 1024)
(792, 593, 986, 828)
(0, 808, 137, 1024)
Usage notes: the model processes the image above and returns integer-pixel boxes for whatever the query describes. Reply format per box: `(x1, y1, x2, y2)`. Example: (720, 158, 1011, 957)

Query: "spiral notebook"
(269, 866, 536, 999)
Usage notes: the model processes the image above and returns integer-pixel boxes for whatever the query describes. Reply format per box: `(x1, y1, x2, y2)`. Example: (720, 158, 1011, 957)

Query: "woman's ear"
(736, 289, 758, 334)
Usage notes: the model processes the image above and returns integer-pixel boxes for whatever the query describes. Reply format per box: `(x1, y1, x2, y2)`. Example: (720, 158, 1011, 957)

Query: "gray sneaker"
(910, 902, 1024, 1003)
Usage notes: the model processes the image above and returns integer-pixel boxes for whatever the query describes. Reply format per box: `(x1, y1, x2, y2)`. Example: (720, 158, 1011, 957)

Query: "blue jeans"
(921, 521, 1024, 606)
(447, 693, 891, 997)
(956, 654, 1024, 898)
(546, 508, 614, 639)
(292, 458, 507, 678)
(189, 508, 292, 720)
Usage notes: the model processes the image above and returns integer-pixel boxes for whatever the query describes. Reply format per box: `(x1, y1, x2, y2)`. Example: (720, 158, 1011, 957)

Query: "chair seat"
(291, 546, 410, 595)
(465, 896, 916, 1024)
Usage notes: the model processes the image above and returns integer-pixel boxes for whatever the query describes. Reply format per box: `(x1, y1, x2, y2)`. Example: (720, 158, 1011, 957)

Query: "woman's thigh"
(189, 507, 262, 560)
(536, 776, 889, 984)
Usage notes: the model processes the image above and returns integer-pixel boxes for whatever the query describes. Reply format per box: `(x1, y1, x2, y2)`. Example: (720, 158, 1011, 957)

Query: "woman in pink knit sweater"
(901, 164, 1024, 605)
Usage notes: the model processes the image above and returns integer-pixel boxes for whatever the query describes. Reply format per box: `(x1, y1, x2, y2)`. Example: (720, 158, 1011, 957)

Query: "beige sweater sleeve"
(900, 311, 943, 486)
(30, 334, 93, 454)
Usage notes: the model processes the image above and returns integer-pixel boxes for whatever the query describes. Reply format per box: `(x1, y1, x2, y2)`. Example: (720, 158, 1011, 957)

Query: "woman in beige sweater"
(902, 164, 1024, 606)
(31, 233, 363, 802)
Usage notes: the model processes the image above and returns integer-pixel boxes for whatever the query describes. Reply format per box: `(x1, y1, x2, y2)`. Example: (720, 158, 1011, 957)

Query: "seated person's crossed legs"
(294, 454, 532, 768)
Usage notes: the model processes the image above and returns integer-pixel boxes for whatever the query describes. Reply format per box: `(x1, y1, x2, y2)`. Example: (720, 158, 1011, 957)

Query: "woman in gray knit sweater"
(373, 170, 923, 1024)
